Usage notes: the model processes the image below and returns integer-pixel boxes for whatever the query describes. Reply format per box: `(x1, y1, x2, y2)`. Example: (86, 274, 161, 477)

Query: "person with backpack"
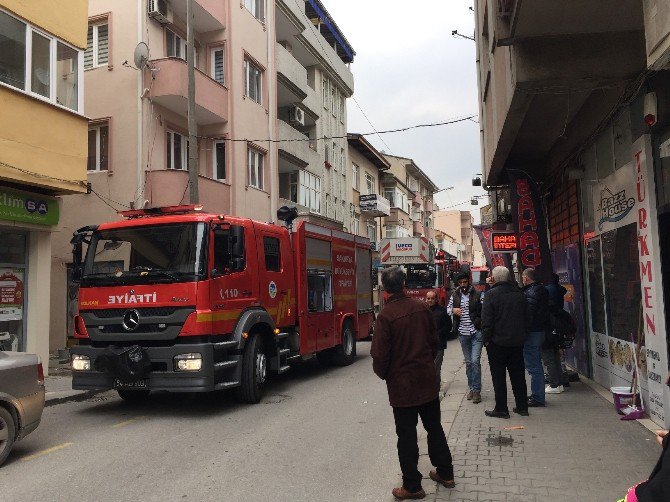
(543, 273, 570, 394)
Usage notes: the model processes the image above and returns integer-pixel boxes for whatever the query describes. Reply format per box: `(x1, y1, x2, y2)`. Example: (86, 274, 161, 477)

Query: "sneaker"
(466, 390, 474, 400)
(392, 487, 426, 500)
(472, 391, 481, 404)
(545, 385, 564, 394)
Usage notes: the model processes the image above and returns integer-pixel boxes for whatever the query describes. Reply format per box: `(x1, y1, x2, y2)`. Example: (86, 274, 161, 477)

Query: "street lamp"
(434, 186, 454, 194)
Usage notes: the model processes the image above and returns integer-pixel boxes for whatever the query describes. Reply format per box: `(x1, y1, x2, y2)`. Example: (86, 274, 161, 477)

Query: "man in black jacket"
(447, 272, 483, 403)
(521, 268, 549, 407)
(482, 266, 529, 418)
(426, 290, 452, 386)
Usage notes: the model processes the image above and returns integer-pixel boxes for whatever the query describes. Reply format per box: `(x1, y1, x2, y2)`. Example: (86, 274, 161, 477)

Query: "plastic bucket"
(611, 387, 640, 414)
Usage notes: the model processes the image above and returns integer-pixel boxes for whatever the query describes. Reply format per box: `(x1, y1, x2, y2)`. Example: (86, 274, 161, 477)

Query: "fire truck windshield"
(81, 223, 207, 285)
(404, 264, 437, 289)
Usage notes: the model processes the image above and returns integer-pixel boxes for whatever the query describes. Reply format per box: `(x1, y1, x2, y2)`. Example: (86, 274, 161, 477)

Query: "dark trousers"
(392, 398, 453, 492)
(486, 343, 528, 413)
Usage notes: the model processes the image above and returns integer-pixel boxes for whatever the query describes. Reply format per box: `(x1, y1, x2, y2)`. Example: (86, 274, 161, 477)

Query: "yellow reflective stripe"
(334, 294, 357, 301)
(307, 258, 332, 267)
(196, 311, 241, 322)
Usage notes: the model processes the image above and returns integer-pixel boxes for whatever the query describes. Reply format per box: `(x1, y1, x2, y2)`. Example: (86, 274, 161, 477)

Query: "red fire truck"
(378, 238, 455, 306)
(69, 205, 374, 403)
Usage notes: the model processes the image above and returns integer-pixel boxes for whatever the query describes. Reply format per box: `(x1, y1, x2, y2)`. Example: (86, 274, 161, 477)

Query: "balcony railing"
(147, 58, 228, 125)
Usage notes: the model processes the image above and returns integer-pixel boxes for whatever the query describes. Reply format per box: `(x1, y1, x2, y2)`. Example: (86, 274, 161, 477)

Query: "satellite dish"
(133, 42, 150, 70)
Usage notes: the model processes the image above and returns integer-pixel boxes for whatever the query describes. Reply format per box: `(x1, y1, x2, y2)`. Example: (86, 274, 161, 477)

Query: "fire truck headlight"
(71, 355, 91, 371)
(174, 353, 203, 371)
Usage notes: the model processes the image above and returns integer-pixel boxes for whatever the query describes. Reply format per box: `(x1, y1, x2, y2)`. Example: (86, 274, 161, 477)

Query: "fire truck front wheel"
(332, 322, 356, 366)
(236, 334, 266, 404)
(117, 389, 150, 402)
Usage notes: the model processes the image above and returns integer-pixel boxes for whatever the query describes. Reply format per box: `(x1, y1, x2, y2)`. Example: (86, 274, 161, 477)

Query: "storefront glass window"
(586, 238, 606, 334)
(0, 230, 27, 352)
(601, 224, 642, 342)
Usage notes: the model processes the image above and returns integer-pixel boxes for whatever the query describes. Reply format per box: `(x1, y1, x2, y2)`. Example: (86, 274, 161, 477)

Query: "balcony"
(277, 43, 309, 100)
(424, 199, 434, 213)
(277, 120, 320, 168)
(144, 170, 230, 213)
(147, 58, 228, 125)
(168, 0, 225, 32)
(413, 221, 425, 236)
(412, 191, 423, 207)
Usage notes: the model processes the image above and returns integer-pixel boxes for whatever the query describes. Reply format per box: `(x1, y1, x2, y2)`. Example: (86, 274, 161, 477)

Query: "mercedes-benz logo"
(122, 310, 140, 332)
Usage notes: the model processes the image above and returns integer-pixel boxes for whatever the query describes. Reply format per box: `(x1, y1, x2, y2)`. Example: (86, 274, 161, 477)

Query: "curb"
(44, 390, 105, 407)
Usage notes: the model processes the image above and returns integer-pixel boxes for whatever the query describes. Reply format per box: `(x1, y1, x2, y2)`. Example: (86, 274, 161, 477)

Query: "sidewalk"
(416, 346, 659, 502)
(44, 357, 101, 406)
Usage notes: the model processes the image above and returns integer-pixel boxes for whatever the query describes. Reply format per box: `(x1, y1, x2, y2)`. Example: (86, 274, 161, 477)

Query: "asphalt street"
(1, 343, 401, 502)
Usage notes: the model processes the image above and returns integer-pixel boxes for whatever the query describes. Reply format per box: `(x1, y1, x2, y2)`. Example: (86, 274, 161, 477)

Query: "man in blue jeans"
(447, 272, 483, 403)
(521, 268, 549, 407)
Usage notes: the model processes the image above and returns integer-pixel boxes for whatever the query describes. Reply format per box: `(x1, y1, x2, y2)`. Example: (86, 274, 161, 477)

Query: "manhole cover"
(486, 434, 514, 446)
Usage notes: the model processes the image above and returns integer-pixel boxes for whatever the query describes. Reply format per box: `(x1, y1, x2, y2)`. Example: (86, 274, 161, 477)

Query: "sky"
(323, 0, 489, 221)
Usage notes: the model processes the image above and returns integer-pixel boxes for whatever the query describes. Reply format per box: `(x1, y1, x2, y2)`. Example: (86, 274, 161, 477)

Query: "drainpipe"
(137, 2, 145, 208)
(267, 3, 277, 222)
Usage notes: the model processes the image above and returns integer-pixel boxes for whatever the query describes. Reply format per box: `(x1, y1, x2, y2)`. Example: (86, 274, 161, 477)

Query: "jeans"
(486, 343, 528, 413)
(434, 349, 445, 386)
(542, 346, 563, 387)
(393, 398, 454, 492)
(523, 331, 546, 404)
(459, 331, 483, 392)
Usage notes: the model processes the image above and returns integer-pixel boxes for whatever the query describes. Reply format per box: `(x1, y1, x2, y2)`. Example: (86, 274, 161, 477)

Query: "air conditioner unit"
(370, 241, 379, 252)
(289, 106, 305, 126)
(148, 0, 172, 24)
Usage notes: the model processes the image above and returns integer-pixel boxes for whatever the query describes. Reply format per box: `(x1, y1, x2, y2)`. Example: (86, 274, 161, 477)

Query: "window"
(248, 146, 264, 189)
(340, 147, 345, 171)
(383, 188, 395, 207)
(365, 173, 375, 195)
(166, 29, 186, 59)
(351, 215, 360, 235)
(244, 58, 262, 104)
(213, 140, 225, 180)
(340, 96, 345, 123)
(352, 163, 359, 190)
(307, 272, 332, 312)
(331, 86, 336, 116)
(211, 48, 224, 85)
(322, 78, 329, 109)
(298, 170, 321, 212)
(88, 122, 109, 171)
(244, 0, 264, 21)
(263, 236, 281, 271)
(341, 172, 346, 198)
(366, 221, 377, 241)
(167, 131, 187, 170)
(0, 10, 82, 111)
(85, 22, 108, 69)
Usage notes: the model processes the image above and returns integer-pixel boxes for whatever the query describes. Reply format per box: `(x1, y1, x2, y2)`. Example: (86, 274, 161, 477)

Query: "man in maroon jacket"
(372, 266, 455, 500)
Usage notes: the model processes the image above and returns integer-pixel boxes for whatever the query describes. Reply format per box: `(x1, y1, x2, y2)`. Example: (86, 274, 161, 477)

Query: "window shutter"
(213, 49, 224, 84)
(85, 25, 94, 69)
(97, 24, 109, 65)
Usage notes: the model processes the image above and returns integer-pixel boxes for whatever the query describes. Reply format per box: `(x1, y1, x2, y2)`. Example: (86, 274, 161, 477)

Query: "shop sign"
(491, 232, 518, 253)
(591, 163, 637, 234)
(0, 187, 59, 226)
(632, 135, 669, 427)
(0, 269, 24, 321)
(509, 170, 553, 283)
(473, 225, 513, 271)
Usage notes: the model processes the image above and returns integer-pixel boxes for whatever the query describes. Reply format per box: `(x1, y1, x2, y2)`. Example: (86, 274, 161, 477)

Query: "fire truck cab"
(69, 206, 373, 403)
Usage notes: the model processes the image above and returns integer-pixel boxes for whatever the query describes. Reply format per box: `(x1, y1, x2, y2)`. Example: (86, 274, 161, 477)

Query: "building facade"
(49, 0, 355, 352)
(0, 0, 88, 369)
(433, 210, 475, 263)
(475, 0, 670, 427)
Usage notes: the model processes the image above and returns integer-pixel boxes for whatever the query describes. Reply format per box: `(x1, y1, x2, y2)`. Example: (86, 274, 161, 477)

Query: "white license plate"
(113, 378, 148, 389)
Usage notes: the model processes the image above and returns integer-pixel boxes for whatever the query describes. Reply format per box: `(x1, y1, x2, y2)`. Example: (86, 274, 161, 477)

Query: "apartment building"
(381, 154, 439, 241)
(433, 210, 474, 263)
(0, 0, 88, 368)
(474, 0, 670, 426)
(276, 0, 354, 230)
(48, 0, 355, 351)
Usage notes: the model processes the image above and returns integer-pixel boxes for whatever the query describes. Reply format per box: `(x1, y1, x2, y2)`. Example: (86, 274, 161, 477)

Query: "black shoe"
(527, 398, 545, 407)
(563, 382, 571, 388)
(484, 409, 510, 419)
(513, 407, 529, 416)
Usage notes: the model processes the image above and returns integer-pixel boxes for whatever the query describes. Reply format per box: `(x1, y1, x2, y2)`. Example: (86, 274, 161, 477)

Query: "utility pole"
(187, 0, 199, 203)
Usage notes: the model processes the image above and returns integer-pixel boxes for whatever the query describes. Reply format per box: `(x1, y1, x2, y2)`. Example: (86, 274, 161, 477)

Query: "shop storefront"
(578, 123, 670, 427)
(0, 186, 58, 371)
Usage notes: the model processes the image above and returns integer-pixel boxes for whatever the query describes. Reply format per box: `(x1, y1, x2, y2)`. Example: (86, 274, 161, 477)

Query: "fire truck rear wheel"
(236, 333, 266, 404)
(117, 389, 150, 402)
(332, 322, 356, 366)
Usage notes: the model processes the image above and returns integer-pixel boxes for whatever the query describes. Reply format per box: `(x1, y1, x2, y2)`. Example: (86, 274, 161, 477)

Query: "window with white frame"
(166, 29, 186, 59)
(248, 146, 264, 189)
(366, 220, 377, 241)
(365, 173, 375, 195)
(244, 0, 264, 21)
(331, 86, 337, 116)
(322, 77, 330, 109)
(352, 163, 359, 190)
(166, 130, 188, 170)
(88, 122, 109, 171)
(351, 214, 360, 235)
(383, 188, 395, 207)
(340, 147, 345, 171)
(0, 10, 82, 112)
(340, 96, 345, 123)
(213, 140, 225, 180)
(297, 170, 321, 212)
(341, 172, 346, 198)
(85, 22, 108, 69)
(244, 58, 262, 104)
(210, 47, 224, 85)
